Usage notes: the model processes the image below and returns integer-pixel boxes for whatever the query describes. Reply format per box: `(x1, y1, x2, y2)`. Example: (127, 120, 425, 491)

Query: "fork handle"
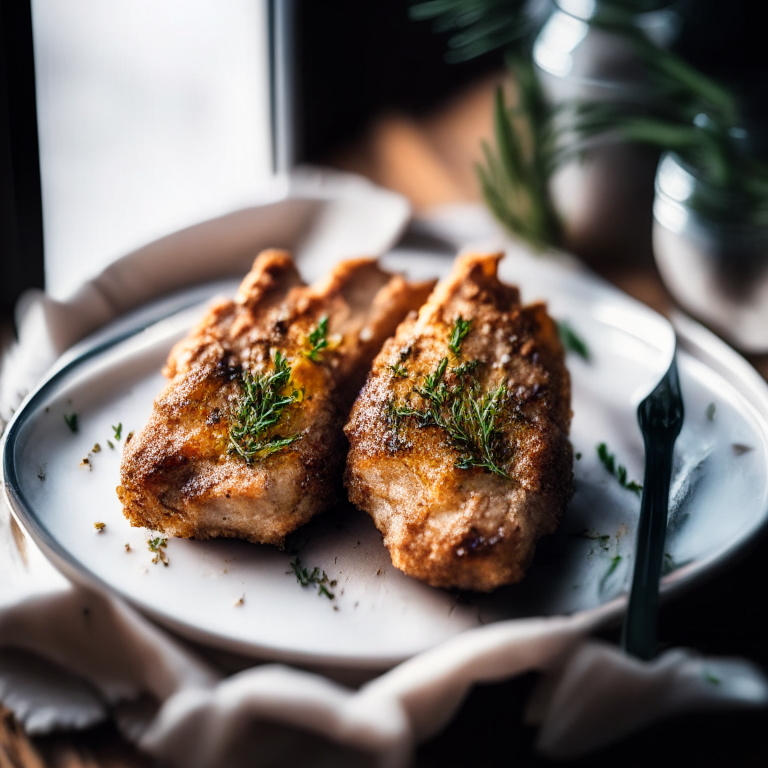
(620, 433, 676, 660)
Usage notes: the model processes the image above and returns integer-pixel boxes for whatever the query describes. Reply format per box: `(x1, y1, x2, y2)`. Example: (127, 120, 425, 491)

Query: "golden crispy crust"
(344, 252, 573, 591)
(117, 249, 434, 546)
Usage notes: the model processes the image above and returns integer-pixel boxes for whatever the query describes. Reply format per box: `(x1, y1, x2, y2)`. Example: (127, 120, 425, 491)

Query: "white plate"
(4, 249, 768, 669)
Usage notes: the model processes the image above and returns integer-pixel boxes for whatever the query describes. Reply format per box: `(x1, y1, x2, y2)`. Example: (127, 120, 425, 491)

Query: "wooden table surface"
(3, 74, 768, 767)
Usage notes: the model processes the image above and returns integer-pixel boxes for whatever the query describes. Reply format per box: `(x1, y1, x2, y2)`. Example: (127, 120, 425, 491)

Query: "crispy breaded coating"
(344, 252, 573, 591)
(117, 250, 434, 546)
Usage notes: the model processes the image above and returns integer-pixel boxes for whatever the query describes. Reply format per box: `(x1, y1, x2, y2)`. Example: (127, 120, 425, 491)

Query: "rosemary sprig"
(476, 59, 564, 251)
(597, 442, 642, 496)
(416, 0, 768, 247)
(390, 318, 509, 478)
(228, 351, 302, 464)
(410, 0, 533, 63)
(302, 316, 330, 363)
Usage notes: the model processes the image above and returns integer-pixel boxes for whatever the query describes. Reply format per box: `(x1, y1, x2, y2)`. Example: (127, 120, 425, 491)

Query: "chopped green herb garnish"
(288, 556, 335, 599)
(571, 528, 610, 551)
(704, 671, 721, 685)
(558, 321, 589, 361)
(92, 443, 101, 453)
(37, 465, 46, 482)
(126, 430, 134, 443)
(64, 413, 79, 433)
(107, 440, 115, 449)
(448, 316, 472, 358)
(228, 351, 303, 464)
(575, 452, 582, 460)
(420, 357, 449, 396)
(600, 555, 622, 591)
(148, 537, 168, 566)
(302, 315, 330, 363)
(453, 359, 480, 378)
(389, 322, 509, 478)
(597, 442, 642, 496)
(706, 402, 716, 421)
(112, 423, 123, 441)
(389, 362, 408, 378)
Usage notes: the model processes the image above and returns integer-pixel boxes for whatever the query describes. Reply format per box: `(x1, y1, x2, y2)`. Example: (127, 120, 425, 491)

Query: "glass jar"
(653, 151, 768, 352)
(532, 0, 685, 265)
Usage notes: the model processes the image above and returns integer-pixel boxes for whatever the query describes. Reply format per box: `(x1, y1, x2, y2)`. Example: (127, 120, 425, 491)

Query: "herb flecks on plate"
(599, 554, 623, 591)
(597, 442, 642, 496)
(64, 413, 79, 433)
(148, 537, 169, 566)
(571, 528, 610, 552)
(289, 556, 336, 599)
(112, 423, 123, 441)
(228, 351, 303, 464)
(388, 317, 510, 478)
(557, 321, 589, 361)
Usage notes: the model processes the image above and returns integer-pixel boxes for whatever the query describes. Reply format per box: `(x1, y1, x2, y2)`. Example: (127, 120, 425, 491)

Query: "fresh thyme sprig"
(228, 351, 302, 464)
(389, 363, 408, 378)
(597, 442, 642, 496)
(288, 556, 336, 599)
(389, 318, 509, 478)
(448, 316, 472, 357)
(302, 316, 330, 363)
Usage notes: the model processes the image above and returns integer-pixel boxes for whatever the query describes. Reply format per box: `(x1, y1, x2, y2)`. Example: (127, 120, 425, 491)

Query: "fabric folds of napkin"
(1, 170, 767, 767)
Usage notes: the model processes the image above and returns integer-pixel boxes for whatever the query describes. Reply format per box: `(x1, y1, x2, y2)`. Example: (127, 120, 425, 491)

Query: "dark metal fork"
(621, 355, 684, 660)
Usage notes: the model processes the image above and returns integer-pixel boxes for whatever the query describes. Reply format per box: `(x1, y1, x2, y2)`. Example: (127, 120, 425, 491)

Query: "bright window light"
(31, 0, 273, 299)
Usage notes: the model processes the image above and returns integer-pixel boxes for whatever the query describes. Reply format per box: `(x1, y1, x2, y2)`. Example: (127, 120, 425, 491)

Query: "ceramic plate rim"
(3, 274, 768, 668)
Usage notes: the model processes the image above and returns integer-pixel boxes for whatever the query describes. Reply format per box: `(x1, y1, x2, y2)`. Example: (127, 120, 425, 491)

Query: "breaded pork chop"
(344, 252, 573, 591)
(118, 249, 434, 546)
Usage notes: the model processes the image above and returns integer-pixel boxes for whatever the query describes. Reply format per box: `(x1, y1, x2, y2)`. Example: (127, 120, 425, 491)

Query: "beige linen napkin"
(1, 170, 766, 767)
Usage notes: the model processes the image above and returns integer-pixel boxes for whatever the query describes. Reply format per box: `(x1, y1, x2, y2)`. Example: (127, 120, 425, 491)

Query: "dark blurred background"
(2, 0, 766, 316)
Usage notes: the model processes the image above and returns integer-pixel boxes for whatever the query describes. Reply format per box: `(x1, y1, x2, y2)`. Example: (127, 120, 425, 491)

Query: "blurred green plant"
(410, 0, 532, 62)
(570, 26, 768, 228)
(477, 58, 563, 249)
(412, 0, 768, 246)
